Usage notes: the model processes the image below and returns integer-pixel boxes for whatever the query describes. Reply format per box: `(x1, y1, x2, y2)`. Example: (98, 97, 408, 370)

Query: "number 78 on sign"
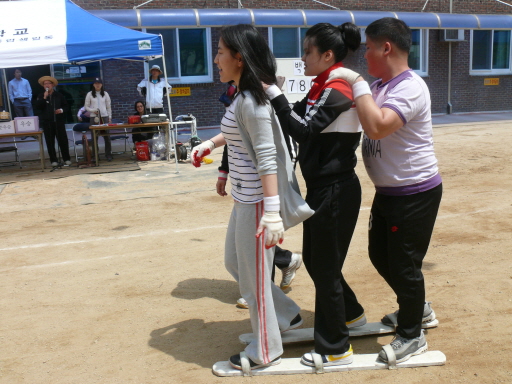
(287, 78, 313, 94)
(287, 60, 314, 94)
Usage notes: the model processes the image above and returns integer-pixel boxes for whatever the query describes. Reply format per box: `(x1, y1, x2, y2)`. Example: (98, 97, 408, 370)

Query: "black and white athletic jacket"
(269, 62, 362, 189)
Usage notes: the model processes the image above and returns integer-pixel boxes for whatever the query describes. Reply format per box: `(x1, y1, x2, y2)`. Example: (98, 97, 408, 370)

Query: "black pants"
(42, 120, 70, 163)
(270, 246, 292, 282)
(274, 246, 292, 269)
(368, 183, 443, 339)
(303, 174, 364, 355)
(146, 107, 164, 114)
(132, 127, 155, 143)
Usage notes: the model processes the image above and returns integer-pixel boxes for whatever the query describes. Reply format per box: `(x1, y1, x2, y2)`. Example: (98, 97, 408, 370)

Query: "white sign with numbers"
(0, 120, 16, 134)
(286, 77, 314, 94)
(276, 58, 315, 103)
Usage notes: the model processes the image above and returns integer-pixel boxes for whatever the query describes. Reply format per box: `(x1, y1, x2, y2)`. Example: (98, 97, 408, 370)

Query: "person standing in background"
(137, 65, 171, 114)
(85, 78, 113, 161)
(35, 76, 72, 167)
(9, 68, 34, 118)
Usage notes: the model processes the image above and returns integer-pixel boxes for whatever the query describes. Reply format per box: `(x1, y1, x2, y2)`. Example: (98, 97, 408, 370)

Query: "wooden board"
(212, 350, 446, 377)
(239, 319, 439, 345)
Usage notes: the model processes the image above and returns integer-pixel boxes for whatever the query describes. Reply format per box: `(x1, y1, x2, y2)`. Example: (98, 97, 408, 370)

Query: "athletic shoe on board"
(229, 353, 281, 370)
(51, 162, 58, 167)
(301, 345, 354, 367)
(378, 329, 428, 364)
(64, 160, 72, 166)
(282, 313, 303, 333)
(280, 253, 302, 290)
(236, 298, 248, 309)
(381, 301, 436, 326)
(347, 312, 367, 328)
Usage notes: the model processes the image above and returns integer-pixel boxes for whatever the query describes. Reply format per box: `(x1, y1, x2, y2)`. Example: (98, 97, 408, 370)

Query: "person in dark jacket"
(35, 76, 72, 166)
(263, 22, 366, 367)
(131, 100, 155, 144)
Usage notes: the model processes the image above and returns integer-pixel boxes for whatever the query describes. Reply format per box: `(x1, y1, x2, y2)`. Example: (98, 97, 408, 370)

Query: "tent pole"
(159, 34, 179, 173)
(2, 69, 12, 117)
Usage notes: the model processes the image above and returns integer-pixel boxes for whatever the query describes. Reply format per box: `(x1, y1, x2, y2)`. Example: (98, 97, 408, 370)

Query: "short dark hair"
(365, 18, 412, 53)
(220, 24, 276, 106)
(305, 22, 361, 62)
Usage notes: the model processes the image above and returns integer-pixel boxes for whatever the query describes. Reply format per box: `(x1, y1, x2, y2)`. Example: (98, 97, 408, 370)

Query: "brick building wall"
(74, 1, 512, 125)
(73, 0, 512, 14)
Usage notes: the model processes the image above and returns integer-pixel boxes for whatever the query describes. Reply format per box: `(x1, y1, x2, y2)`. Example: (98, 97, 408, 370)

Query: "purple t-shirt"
(362, 70, 441, 196)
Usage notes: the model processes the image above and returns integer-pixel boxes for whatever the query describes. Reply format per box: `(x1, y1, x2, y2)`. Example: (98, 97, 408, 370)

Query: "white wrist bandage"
(353, 81, 372, 99)
(263, 195, 280, 212)
(265, 84, 282, 100)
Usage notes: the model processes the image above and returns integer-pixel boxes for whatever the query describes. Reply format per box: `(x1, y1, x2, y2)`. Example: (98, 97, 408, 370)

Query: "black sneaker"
(229, 353, 281, 370)
(282, 313, 303, 333)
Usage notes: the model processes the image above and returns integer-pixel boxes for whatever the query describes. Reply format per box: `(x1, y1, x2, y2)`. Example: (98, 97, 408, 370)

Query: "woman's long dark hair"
(220, 24, 276, 105)
(305, 22, 361, 63)
(134, 100, 146, 115)
(91, 84, 105, 98)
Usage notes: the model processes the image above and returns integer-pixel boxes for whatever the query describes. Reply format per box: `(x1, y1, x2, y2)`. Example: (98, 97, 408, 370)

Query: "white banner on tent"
(0, 0, 67, 67)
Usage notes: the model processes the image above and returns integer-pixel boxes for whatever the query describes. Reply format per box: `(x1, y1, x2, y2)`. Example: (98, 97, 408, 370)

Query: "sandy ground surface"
(1, 121, 512, 384)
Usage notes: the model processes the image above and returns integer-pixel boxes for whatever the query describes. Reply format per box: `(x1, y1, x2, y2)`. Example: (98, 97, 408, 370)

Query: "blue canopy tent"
(0, 0, 162, 66)
(0, 0, 178, 170)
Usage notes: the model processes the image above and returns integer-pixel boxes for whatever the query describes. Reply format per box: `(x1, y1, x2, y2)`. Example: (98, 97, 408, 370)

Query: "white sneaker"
(301, 345, 354, 367)
(280, 253, 302, 290)
(51, 162, 58, 167)
(64, 160, 72, 166)
(236, 298, 248, 309)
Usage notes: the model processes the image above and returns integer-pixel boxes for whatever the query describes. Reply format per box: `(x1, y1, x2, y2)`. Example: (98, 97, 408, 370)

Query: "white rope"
(312, 0, 340, 10)
(383, 344, 397, 369)
(311, 351, 324, 374)
(495, 0, 512, 8)
(239, 352, 252, 376)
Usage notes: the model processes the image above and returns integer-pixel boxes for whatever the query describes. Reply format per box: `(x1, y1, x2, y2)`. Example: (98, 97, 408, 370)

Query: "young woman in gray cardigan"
(191, 25, 313, 372)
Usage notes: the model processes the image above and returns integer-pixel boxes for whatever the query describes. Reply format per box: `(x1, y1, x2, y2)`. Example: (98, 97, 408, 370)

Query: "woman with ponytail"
(264, 22, 366, 367)
(190, 24, 313, 371)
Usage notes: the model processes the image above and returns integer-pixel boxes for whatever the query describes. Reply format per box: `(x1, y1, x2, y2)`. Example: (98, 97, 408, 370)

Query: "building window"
(471, 30, 511, 74)
(408, 29, 428, 77)
(145, 28, 213, 83)
(270, 27, 308, 58)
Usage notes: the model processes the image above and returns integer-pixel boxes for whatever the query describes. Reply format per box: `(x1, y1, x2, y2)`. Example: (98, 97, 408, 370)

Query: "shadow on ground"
(171, 278, 240, 305)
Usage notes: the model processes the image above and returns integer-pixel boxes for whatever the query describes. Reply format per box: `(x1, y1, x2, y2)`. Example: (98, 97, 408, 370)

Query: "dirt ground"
(1, 120, 511, 384)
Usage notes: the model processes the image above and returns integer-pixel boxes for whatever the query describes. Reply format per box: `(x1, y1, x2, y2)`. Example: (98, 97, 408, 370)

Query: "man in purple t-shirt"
(338, 18, 442, 364)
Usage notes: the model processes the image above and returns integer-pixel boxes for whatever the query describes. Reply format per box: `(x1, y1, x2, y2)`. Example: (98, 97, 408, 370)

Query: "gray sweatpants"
(225, 200, 300, 364)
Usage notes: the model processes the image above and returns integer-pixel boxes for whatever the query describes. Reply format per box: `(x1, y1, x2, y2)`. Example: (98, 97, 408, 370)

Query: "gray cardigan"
(234, 91, 314, 230)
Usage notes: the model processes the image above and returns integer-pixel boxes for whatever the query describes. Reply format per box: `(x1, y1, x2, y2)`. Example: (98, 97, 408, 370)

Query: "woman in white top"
(191, 24, 313, 372)
(85, 77, 112, 161)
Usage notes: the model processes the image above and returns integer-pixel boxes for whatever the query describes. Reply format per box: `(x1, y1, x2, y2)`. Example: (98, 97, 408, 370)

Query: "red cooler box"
(128, 115, 141, 124)
(14, 116, 39, 133)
